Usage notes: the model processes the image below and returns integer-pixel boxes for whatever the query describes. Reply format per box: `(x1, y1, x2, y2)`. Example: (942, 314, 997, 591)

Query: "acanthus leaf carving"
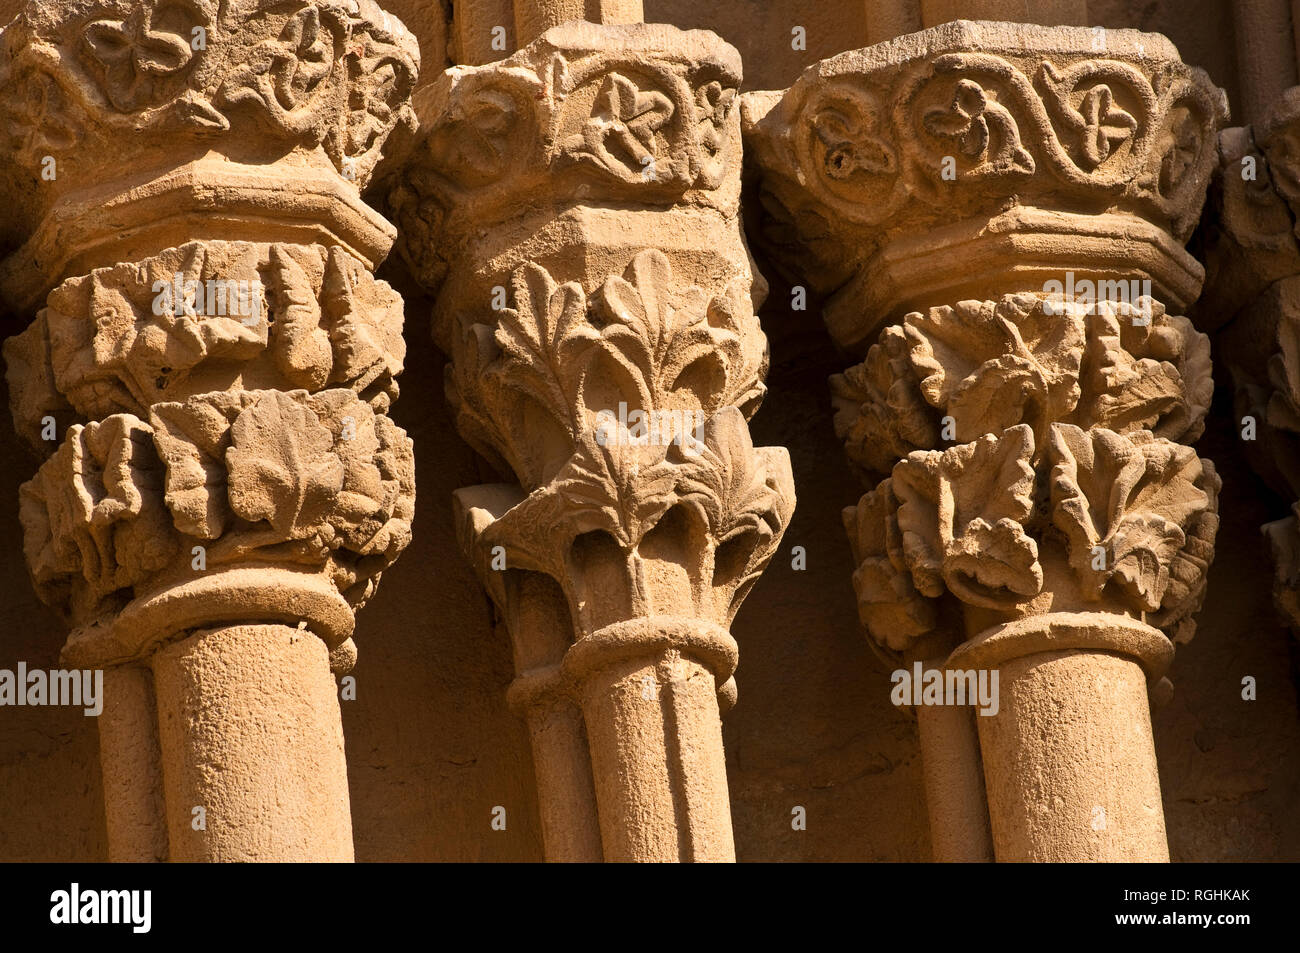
(905, 294, 1083, 449)
(473, 405, 793, 637)
(844, 479, 937, 652)
(19, 414, 178, 620)
(830, 324, 938, 480)
(148, 389, 247, 539)
(5, 240, 406, 454)
(674, 407, 795, 599)
(832, 293, 1212, 478)
(1049, 423, 1216, 613)
(225, 390, 345, 540)
(449, 251, 766, 493)
(892, 424, 1041, 608)
(20, 387, 415, 627)
(1078, 297, 1212, 442)
(844, 423, 1220, 651)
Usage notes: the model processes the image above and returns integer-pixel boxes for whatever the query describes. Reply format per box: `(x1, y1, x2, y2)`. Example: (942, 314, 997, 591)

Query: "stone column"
(392, 22, 795, 861)
(905, 633, 992, 862)
(1230, 0, 1297, 126)
(1201, 90, 1300, 636)
(515, 1, 644, 47)
(866, 0, 1086, 45)
(745, 21, 1227, 861)
(0, 0, 419, 861)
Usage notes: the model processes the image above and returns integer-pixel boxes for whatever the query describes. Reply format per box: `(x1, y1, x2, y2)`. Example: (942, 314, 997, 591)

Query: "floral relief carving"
(831, 294, 1211, 479)
(746, 28, 1226, 248)
(811, 84, 897, 188)
(448, 250, 766, 491)
(4, 67, 83, 156)
(225, 390, 346, 539)
(218, 4, 341, 135)
(434, 243, 786, 634)
(4, 240, 405, 453)
(81, 0, 212, 113)
(20, 415, 176, 619)
(388, 23, 743, 281)
(892, 425, 1041, 609)
(20, 387, 414, 624)
(1049, 423, 1218, 614)
(845, 423, 1219, 653)
(477, 406, 793, 634)
(922, 77, 1035, 175)
(844, 479, 937, 652)
(830, 324, 938, 480)
(904, 294, 1084, 449)
(571, 71, 675, 181)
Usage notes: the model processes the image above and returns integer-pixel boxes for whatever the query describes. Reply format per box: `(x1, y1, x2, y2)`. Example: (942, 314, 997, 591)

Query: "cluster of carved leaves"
(444, 249, 789, 632)
(19, 388, 414, 620)
(448, 249, 767, 491)
(1049, 424, 1218, 638)
(0, 0, 419, 186)
(832, 293, 1212, 481)
(20, 416, 176, 623)
(764, 48, 1225, 241)
(479, 406, 794, 635)
(845, 423, 1219, 651)
(5, 241, 405, 453)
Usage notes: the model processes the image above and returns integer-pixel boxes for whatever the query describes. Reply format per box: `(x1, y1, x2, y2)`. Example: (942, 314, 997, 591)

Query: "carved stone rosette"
(745, 21, 1227, 862)
(0, 0, 418, 861)
(391, 21, 794, 862)
(1201, 89, 1300, 636)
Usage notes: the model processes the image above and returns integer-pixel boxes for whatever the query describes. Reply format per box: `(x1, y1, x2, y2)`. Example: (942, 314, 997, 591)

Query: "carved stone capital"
(394, 22, 793, 659)
(0, 0, 419, 862)
(744, 23, 1223, 695)
(19, 387, 414, 666)
(391, 21, 789, 861)
(831, 292, 1212, 482)
(390, 21, 742, 291)
(1203, 94, 1300, 634)
(5, 241, 406, 453)
(845, 423, 1219, 658)
(0, 0, 420, 311)
(744, 20, 1228, 350)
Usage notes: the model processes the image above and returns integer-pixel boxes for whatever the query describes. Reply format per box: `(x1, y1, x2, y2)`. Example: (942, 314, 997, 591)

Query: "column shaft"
(97, 665, 168, 862)
(977, 650, 1168, 861)
(515, 0, 643, 47)
(524, 700, 605, 862)
(152, 624, 353, 862)
(578, 647, 734, 862)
